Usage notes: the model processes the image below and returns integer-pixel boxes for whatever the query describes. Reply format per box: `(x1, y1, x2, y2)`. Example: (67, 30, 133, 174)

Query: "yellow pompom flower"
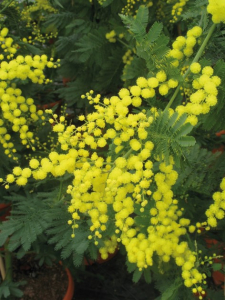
(6, 174, 15, 183)
(156, 71, 167, 82)
(189, 26, 203, 38)
(159, 84, 169, 96)
(13, 166, 22, 176)
(190, 62, 201, 74)
(147, 77, 159, 88)
(132, 96, 142, 107)
(16, 176, 27, 186)
(21, 168, 32, 178)
(202, 66, 214, 76)
(141, 88, 155, 99)
(130, 139, 141, 151)
(168, 79, 178, 88)
(207, 0, 225, 24)
(115, 157, 127, 168)
(118, 88, 130, 98)
(136, 77, 148, 88)
(130, 85, 141, 96)
(1, 28, 9, 37)
(220, 178, 225, 190)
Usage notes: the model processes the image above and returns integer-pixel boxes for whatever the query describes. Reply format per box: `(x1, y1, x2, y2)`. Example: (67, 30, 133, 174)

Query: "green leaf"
(0, 193, 50, 252)
(101, 0, 114, 7)
(143, 269, 152, 284)
(18, 42, 42, 55)
(73, 252, 84, 267)
(177, 136, 196, 147)
(66, 19, 85, 29)
(122, 56, 147, 81)
(120, 6, 149, 42)
(87, 243, 98, 261)
(0, 280, 26, 299)
(132, 268, 142, 283)
(174, 123, 193, 139)
(126, 260, 137, 273)
(146, 22, 163, 44)
(44, 12, 75, 31)
(161, 278, 182, 300)
(148, 110, 195, 165)
(75, 28, 107, 53)
(134, 216, 150, 227)
(75, 239, 90, 254)
(52, 0, 64, 8)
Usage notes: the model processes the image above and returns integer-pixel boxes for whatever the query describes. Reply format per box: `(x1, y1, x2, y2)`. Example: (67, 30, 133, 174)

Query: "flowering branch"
(165, 23, 217, 110)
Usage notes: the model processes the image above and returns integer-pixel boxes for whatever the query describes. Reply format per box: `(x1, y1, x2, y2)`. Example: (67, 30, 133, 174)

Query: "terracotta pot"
(63, 267, 75, 300)
(84, 249, 118, 266)
(212, 145, 224, 153)
(212, 130, 225, 153)
(212, 269, 224, 286)
(58, 261, 75, 299)
(62, 77, 71, 86)
(0, 203, 11, 222)
(49, 38, 55, 45)
(193, 291, 207, 299)
(37, 100, 62, 111)
(216, 130, 225, 137)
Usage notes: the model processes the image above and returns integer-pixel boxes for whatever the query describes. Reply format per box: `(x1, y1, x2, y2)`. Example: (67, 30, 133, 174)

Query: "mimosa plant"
(0, 0, 225, 299)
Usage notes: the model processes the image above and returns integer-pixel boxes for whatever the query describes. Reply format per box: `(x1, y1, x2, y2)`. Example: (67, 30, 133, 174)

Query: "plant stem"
(57, 180, 63, 202)
(191, 23, 217, 65)
(165, 23, 217, 110)
(117, 38, 131, 49)
(0, 255, 6, 280)
(0, 0, 14, 13)
(123, 148, 132, 159)
(4, 248, 12, 282)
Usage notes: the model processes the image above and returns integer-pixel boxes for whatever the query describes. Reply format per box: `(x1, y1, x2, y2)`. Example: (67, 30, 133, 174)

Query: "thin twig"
(0, 255, 6, 280)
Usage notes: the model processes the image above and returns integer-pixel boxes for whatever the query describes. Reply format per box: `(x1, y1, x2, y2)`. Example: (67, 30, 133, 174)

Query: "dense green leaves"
(174, 144, 225, 195)
(148, 110, 195, 165)
(0, 281, 26, 299)
(120, 6, 149, 42)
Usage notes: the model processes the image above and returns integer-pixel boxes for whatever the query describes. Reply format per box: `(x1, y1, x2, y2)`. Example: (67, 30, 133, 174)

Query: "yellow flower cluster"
(168, 26, 203, 67)
(24, 22, 58, 45)
(122, 49, 134, 65)
(121, 161, 205, 291)
(0, 0, 19, 22)
(105, 30, 117, 43)
(175, 64, 221, 126)
(205, 177, 225, 228)
(1, 80, 207, 291)
(169, 0, 189, 23)
(22, 0, 57, 22)
(21, 0, 58, 45)
(0, 81, 44, 158)
(0, 29, 60, 158)
(0, 28, 18, 60)
(94, 0, 107, 5)
(121, 0, 153, 16)
(207, 0, 225, 24)
(122, 49, 135, 81)
(105, 30, 124, 43)
(0, 54, 58, 83)
(156, 0, 189, 25)
(135, 71, 178, 98)
(99, 235, 118, 259)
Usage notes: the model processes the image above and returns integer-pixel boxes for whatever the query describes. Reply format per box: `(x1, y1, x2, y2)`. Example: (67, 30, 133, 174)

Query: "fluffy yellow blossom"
(190, 62, 201, 74)
(207, 0, 225, 23)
